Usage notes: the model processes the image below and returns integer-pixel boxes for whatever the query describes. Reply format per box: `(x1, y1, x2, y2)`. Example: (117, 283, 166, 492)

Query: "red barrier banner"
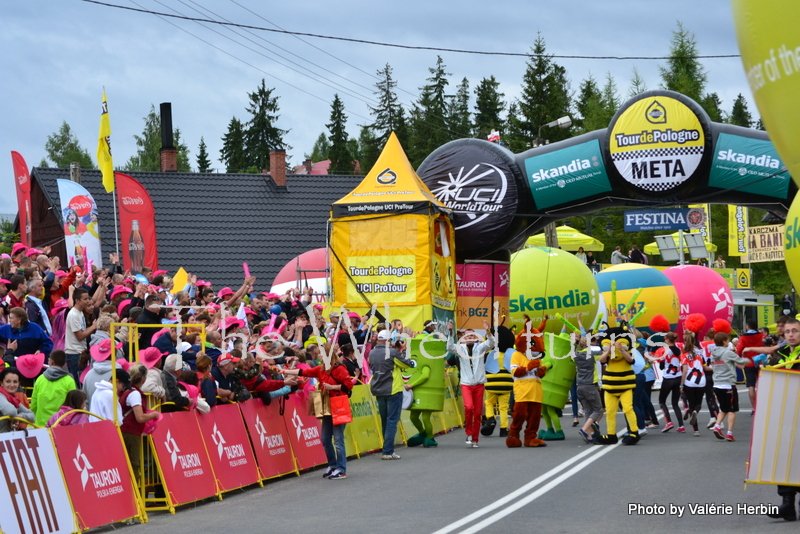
(51, 420, 138, 529)
(0, 428, 76, 534)
(239, 399, 297, 479)
(10, 151, 32, 247)
(150, 411, 217, 505)
(282, 395, 327, 470)
(196, 403, 260, 492)
(115, 171, 159, 272)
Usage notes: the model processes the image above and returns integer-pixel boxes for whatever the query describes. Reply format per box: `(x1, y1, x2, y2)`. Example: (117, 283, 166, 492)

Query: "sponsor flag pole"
(113, 188, 120, 259)
(97, 89, 120, 259)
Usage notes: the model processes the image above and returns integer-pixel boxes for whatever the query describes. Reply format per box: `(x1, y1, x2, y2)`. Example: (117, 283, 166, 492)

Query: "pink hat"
(25, 248, 41, 257)
(51, 299, 69, 315)
(150, 328, 170, 345)
(0, 279, 10, 286)
(117, 358, 132, 372)
(90, 339, 122, 361)
(1, 253, 10, 260)
(244, 307, 258, 316)
(261, 292, 280, 299)
(313, 304, 324, 311)
(11, 243, 28, 256)
(55, 270, 68, 278)
(183, 383, 200, 400)
(207, 302, 221, 312)
(123, 277, 136, 287)
(347, 312, 360, 319)
(218, 353, 241, 366)
(110, 285, 133, 299)
(223, 317, 244, 330)
(15, 353, 45, 379)
(117, 299, 132, 316)
(196, 280, 211, 287)
(217, 287, 234, 298)
(138, 347, 163, 369)
(153, 270, 168, 277)
(143, 412, 163, 435)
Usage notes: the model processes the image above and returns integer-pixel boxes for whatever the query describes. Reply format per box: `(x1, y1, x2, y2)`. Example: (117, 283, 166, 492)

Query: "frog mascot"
(403, 336, 447, 448)
(537, 331, 577, 441)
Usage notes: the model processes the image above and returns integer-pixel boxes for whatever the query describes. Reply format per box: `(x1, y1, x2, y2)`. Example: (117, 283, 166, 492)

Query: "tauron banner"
(57, 179, 103, 269)
(522, 138, 612, 210)
(709, 132, 790, 198)
(115, 172, 159, 272)
(10, 151, 32, 247)
(608, 94, 709, 193)
(0, 428, 77, 534)
(418, 140, 525, 256)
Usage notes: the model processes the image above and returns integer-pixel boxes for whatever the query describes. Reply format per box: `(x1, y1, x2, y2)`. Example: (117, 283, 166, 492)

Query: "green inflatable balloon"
(732, 0, 800, 186)
(510, 247, 600, 333)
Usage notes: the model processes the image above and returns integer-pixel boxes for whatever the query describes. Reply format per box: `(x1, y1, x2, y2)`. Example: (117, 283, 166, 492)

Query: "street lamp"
(565, 215, 614, 236)
(536, 115, 572, 147)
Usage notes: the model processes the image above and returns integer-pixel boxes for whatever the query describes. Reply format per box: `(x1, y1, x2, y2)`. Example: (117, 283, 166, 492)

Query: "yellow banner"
(345, 254, 418, 303)
(745, 224, 785, 263)
(97, 90, 114, 193)
(728, 205, 749, 256)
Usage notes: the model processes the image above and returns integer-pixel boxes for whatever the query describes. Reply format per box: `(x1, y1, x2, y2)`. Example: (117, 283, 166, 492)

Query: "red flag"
(115, 172, 159, 272)
(10, 151, 32, 246)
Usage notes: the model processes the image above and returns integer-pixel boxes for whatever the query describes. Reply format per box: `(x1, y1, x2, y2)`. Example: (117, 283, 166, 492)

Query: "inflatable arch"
(417, 90, 795, 260)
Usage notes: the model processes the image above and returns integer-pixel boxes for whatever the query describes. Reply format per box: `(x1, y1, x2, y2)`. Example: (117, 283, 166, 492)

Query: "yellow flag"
(728, 205, 748, 256)
(97, 91, 114, 193)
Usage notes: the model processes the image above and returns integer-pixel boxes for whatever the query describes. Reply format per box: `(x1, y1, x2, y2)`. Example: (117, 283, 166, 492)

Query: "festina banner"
(10, 151, 32, 247)
(51, 420, 139, 530)
(115, 172, 159, 273)
(0, 428, 77, 534)
(57, 179, 103, 269)
(728, 205, 749, 256)
(623, 207, 707, 232)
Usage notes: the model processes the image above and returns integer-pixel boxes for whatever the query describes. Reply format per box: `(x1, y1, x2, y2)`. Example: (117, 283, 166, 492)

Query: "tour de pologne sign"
(624, 207, 707, 232)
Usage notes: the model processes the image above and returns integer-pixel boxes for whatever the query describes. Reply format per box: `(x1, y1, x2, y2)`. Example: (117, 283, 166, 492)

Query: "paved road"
(112, 391, 790, 534)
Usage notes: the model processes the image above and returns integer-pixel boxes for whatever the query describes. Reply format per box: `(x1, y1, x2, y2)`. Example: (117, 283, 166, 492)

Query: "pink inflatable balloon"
(663, 265, 733, 339)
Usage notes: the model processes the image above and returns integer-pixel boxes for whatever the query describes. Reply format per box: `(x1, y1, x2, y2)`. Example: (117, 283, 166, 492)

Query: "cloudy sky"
(1, 0, 754, 216)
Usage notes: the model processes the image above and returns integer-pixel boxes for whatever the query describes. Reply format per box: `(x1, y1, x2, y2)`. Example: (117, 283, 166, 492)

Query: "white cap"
(377, 330, 390, 341)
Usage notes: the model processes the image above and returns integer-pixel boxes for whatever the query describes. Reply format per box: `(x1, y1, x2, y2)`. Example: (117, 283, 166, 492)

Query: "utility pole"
(544, 222, 559, 249)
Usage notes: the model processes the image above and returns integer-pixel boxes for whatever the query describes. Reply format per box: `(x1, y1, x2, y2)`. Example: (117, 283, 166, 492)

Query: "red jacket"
(300, 363, 355, 397)
(736, 331, 765, 366)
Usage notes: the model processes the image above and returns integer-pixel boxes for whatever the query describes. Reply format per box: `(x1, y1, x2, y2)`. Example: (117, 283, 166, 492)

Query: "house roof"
(31, 167, 363, 290)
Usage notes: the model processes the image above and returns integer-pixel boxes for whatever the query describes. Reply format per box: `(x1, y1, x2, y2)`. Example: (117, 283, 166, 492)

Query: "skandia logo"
(531, 159, 591, 183)
(122, 196, 144, 205)
(717, 149, 782, 169)
(509, 289, 594, 313)
(376, 168, 397, 185)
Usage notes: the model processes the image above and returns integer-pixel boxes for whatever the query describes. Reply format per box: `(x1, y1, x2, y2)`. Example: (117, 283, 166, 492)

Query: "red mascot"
(506, 315, 548, 448)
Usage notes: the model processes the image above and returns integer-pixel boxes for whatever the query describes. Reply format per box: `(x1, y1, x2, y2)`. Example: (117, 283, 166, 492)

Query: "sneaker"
(713, 425, 725, 440)
(578, 409, 585, 417)
(499, 428, 508, 438)
(706, 419, 716, 429)
(466, 435, 473, 445)
(578, 429, 591, 444)
(676, 426, 686, 433)
(639, 428, 648, 436)
(471, 442, 479, 448)
(694, 431, 701, 437)
(328, 471, 347, 480)
(689, 411, 698, 428)
(381, 453, 401, 460)
(726, 433, 735, 442)
(683, 409, 691, 420)
(322, 467, 334, 478)
(661, 422, 674, 433)
(646, 423, 660, 429)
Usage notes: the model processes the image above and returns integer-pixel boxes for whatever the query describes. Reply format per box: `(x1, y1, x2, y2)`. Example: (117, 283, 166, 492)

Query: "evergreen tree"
(243, 79, 288, 171)
(124, 105, 190, 172)
(575, 74, 601, 133)
(728, 93, 753, 127)
(518, 34, 572, 146)
(369, 64, 406, 147)
(446, 77, 472, 139)
(755, 117, 766, 130)
(577, 73, 618, 133)
(358, 126, 380, 174)
(220, 117, 248, 173)
(408, 56, 452, 166)
(327, 94, 352, 174)
(702, 92, 725, 123)
(308, 133, 330, 162)
(503, 101, 528, 153)
(41, 121, 94, 168)
(473, 76, 505, 141)
(196, 136, 212, 173)
(659, 22, 707, 103)
(628, 67, 648, 97)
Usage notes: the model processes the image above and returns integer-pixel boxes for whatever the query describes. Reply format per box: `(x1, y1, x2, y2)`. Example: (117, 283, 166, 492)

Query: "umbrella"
(643, 232, 718, 255)
(525, 226, 605, 252)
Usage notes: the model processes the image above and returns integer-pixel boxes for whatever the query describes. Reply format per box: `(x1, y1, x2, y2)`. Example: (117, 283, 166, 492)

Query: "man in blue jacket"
(0, 307, 53, 387)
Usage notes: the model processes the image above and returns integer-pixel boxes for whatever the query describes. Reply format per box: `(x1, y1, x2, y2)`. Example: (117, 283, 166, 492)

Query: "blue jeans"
(377, 392, 403, 455)
(320, 416, 347, 474)
(65, 353, 81, 386)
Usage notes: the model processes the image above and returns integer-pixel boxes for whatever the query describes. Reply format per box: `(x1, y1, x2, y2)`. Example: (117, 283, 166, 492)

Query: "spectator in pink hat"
(10, 243, 28, 265)
(84, 338, 124, 410)
(49, 299, 69, 352)
(139, 347, 166, 400)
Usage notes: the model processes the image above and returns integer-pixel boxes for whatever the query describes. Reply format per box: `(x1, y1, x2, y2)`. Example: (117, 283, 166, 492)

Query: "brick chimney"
(303, 158, 312, 174)
(159, 102, 178, 172)
(270, 150, 286, 186)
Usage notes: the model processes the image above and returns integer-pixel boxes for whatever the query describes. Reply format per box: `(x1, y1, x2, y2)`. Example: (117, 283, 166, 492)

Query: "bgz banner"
(0, 428, 76, 534)
(115, 172, 159, 273)
(56, 179, 103, 269)
(10, 151, 32, 247)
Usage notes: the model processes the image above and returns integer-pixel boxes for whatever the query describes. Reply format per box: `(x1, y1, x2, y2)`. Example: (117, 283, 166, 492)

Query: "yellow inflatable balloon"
(731, 0, 800, 185)
(784, 195, 800, 289)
